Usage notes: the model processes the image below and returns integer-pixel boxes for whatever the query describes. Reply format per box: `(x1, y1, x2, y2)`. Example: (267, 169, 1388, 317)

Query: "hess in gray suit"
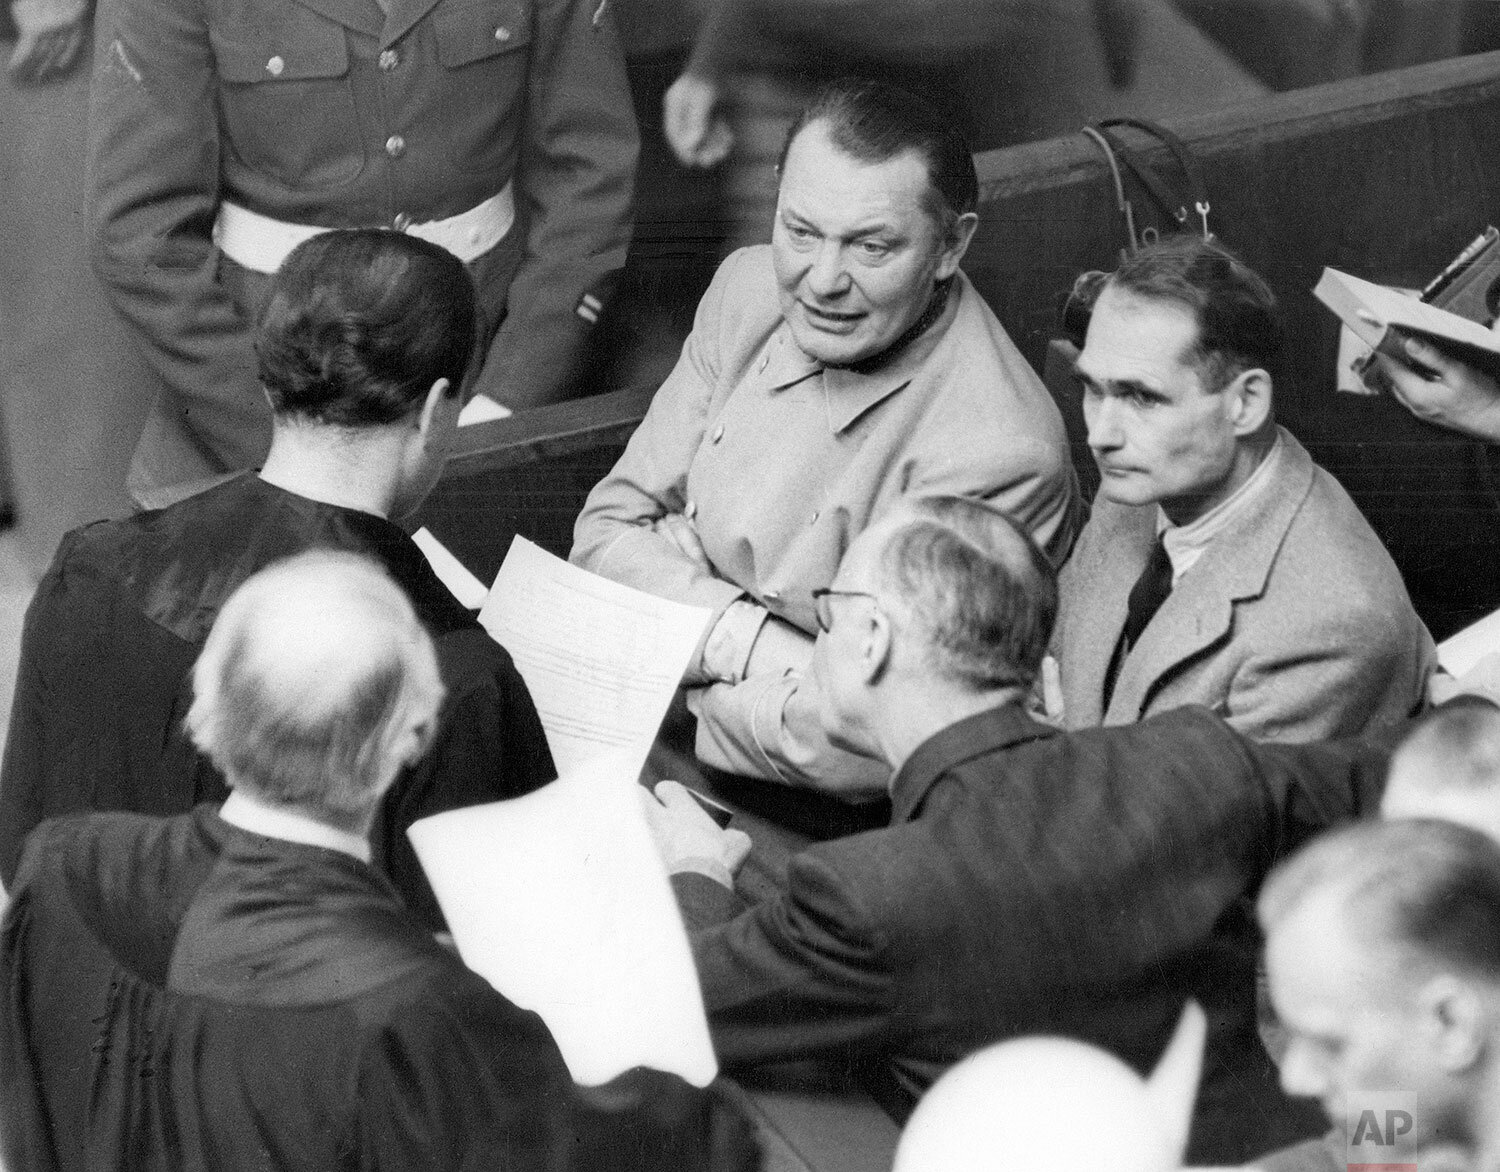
(1054, 236, 1433, 742)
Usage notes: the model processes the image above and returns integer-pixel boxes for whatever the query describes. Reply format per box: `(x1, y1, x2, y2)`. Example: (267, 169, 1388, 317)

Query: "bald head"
(186, 551, 445, 829)
(1384, 704, 1500, 845)
(1260, 818, 1500, 985)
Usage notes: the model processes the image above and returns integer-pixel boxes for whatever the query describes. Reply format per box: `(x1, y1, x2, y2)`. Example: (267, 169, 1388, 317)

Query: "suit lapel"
(1061, 501, 1155, 727)
(292, 0, 383, 37)
(1106, 430, 1316, 722)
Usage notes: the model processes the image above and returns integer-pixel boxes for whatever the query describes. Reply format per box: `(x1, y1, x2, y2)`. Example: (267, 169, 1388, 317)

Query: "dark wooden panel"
(420, 53, 1500, 637)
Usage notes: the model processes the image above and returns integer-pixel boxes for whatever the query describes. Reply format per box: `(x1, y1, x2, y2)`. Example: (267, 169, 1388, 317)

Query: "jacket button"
(385, 135, 406, 158)
(378, 48, 399, 71)
(764, 589, 780, 602)
(493, 25, 511, 41)
(392, 212, 413, 231)
(684, 500, 697, 520)
(810, 511, 819, 524)
(265, 55, 285, 76)
(711, 424, 724, 443)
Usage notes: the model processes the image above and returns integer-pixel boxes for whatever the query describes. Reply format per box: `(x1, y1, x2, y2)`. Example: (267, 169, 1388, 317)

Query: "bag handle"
(1080, 124, 1139, 261)
(1096, 117, 1213, 242)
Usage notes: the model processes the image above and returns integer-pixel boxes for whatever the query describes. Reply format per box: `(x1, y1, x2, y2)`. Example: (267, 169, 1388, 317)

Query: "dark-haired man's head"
(1384, 702, 1500, 845)
(772, 78, 980, 368)
(1259, 819, 1500, 1166)
(255, 230, 479, 519)
(1072, 236, 1282, 526)
(810, 495, 1056, 771)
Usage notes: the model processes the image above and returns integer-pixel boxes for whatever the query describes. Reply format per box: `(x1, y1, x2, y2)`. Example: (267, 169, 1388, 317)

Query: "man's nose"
(806, 242, 851, 298)
(1084, 396, 1122, 452)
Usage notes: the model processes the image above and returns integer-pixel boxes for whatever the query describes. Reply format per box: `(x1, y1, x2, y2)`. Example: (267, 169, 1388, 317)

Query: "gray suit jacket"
(1054, 428, 1433, 741)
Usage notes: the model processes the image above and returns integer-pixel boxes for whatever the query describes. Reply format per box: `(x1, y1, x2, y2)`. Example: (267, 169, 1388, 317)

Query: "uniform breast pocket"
(432, 0, 531, 175)
(210, 15, 365, 191)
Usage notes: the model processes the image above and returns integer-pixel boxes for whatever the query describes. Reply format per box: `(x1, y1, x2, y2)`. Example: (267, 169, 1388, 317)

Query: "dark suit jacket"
(0, 808, 755, 1172)
(0, 474, 554, 927)
(674, 703, 1388, 1164)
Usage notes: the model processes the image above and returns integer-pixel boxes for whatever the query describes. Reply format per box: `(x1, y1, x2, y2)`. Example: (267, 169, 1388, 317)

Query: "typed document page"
(478, 537, 711, 776)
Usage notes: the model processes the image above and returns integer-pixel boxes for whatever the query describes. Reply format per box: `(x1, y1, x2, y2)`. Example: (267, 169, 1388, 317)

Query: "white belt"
(213, 181, 515, 273)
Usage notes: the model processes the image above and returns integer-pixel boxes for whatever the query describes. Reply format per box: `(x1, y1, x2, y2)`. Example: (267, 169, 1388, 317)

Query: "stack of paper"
(407, 531, 717, 1086)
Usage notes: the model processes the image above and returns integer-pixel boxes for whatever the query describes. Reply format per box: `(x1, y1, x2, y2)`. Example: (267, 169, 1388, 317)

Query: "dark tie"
(1102, 536, 1174, 711)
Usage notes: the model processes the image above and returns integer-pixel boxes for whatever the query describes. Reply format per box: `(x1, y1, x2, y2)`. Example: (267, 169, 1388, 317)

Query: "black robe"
(0, 473, 555, 927)
(0, 807, 758, 1171)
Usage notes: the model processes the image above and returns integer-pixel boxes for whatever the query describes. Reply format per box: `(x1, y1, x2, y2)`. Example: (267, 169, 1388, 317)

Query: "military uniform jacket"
(571, 245, 1080, 789)
(87, 0, 638, 496)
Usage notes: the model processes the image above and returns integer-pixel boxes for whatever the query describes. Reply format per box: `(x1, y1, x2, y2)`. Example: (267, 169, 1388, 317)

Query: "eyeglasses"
(810, 587, 879, 633)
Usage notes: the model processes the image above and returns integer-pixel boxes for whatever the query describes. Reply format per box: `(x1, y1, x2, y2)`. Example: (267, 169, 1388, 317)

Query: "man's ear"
(935, 212, 980, 280)
(416, 377, 453, 442)
(1227, 368, 1273, 438)
(1420, 975, 1487, 1073)
(861, 605, 894, 685)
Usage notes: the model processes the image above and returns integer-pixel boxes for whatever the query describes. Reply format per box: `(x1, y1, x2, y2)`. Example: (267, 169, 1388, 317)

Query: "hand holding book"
(1368, 329, 1500, 443)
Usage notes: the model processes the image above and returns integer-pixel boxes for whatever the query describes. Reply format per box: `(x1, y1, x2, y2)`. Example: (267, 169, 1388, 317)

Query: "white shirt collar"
(1156, 432, 1284, 586)
(219, 789, 371, 863)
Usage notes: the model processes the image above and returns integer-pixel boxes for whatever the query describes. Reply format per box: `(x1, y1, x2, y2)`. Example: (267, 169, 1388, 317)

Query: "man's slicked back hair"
(876, 495, 1058, 690)
(1259, 818, 1500, 984)
(778, 76, 978, 236)
(1103, 235, 1282, 390)
(256, 229, 478, 427)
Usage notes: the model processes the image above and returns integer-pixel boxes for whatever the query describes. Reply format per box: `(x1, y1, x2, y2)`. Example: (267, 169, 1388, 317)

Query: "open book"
(1315, 267, 1500, 369)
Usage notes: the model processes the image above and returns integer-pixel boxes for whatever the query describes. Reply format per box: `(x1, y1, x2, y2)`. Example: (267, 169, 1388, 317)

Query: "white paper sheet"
(411, 527, 489, 609)
(457, 395, 512, 426)
(479, 538, 711, 776)
(1438, 606, 1500, 678)
(408, 750, 718, 1088)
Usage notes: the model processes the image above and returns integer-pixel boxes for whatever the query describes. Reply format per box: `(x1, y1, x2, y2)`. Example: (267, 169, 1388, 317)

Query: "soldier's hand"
(664, 72, 734, 169)
(8, 0, 87, 86)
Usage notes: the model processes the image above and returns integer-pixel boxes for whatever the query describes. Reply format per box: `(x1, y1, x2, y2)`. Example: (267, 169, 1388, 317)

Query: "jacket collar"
(889, 702, 1057, 824)
(293, 0, 383, 37)
(381, 0, 441, 47)
(1105, 427, 1317, 720)
(764, 274, 969, 435)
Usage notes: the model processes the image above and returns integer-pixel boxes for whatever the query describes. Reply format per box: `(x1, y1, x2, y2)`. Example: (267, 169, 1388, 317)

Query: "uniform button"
(265, 55, 285, 76)
(684, 501, 697, 520)
(758, 353, 769, 373)
(378, 48, 399, 71)
(493, 25, 512, 41)
(385, 134, 406, 158)
(392, 212, 413, 231)
(810, 511, 819, 524)
(711, 424, 724, 444)
(764, 589, 780, 602)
